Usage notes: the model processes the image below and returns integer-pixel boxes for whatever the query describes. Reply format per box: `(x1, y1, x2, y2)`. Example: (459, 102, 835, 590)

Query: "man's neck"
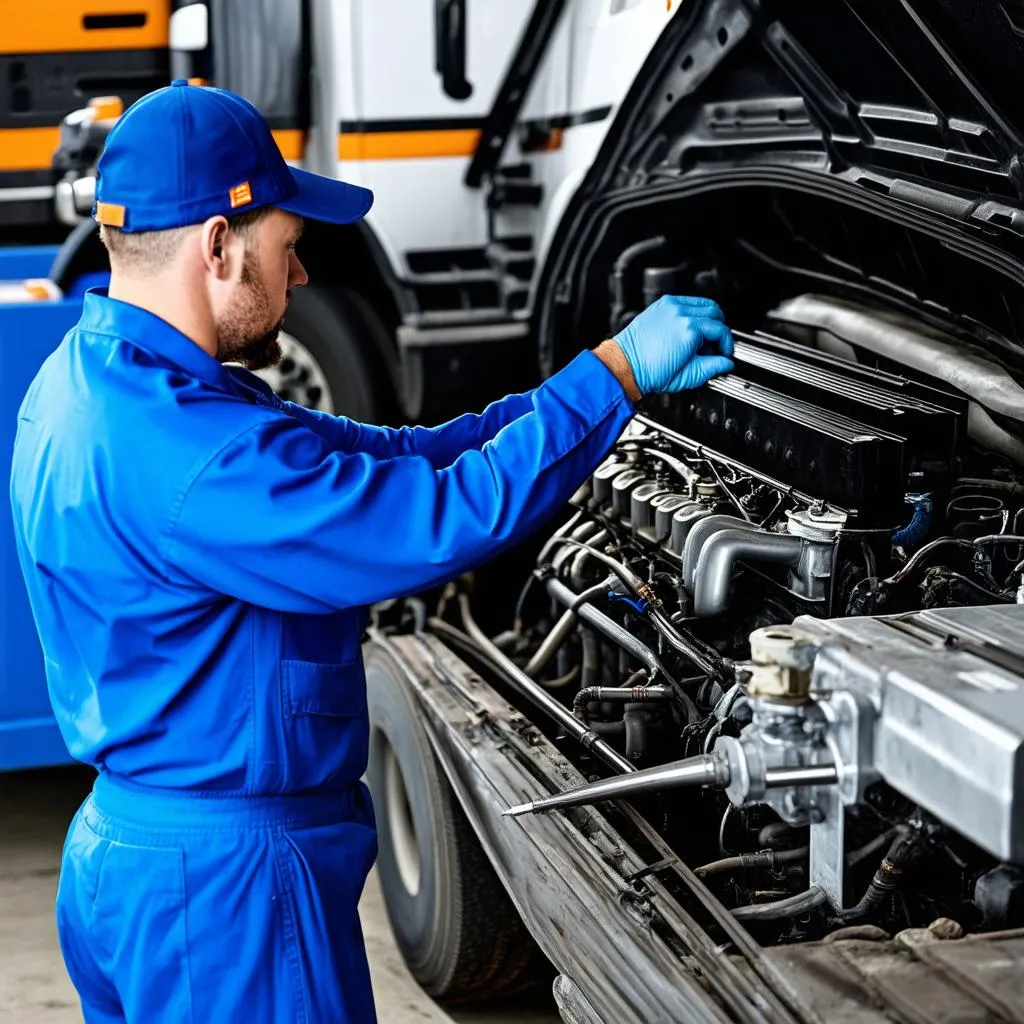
(107, 274, 219, 360)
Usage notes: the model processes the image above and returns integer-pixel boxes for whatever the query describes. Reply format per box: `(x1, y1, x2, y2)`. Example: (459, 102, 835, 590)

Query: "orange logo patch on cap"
(95, 201, 126, 228)
(229, 182, 253, 208)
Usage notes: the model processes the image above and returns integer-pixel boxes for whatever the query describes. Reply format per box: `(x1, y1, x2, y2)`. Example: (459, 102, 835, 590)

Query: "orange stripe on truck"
(0, 126, 62, 171)
(338, 128, 481, 161)
(0, 0, 170, 55)
(0, 127, 301, 176)
(272, 129, 306, 162)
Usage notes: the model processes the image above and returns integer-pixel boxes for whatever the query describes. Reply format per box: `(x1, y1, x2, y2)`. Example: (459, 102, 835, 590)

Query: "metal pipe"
(573, 684, 671, 705)
(646, 605, 727, 678)
(569, 529, 609, 590)
(765, 764, 838, 788)
(546, 578, 669, 683)
(692, 527, 804, 617)
(457, 595, 635, 776)
(682, 515, 751, 591)
(730, 886, 827, 921)
(523, 608, 579, 678)
(501, 747, 836, 835)
(503, 753, 724, 817)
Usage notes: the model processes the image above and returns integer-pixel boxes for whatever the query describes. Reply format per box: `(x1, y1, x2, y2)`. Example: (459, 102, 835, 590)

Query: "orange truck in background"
(0, 1, 170, 238)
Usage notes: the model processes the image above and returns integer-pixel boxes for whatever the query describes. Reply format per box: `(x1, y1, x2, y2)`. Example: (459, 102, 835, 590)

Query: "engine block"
(726, 604, 1024, 910)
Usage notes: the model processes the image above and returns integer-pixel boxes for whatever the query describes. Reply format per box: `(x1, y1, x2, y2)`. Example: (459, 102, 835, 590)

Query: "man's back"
(11, 290, 370, 794)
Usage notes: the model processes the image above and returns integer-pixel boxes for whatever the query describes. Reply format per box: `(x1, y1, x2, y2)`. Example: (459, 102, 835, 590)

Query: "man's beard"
(216, 254, 285, 372)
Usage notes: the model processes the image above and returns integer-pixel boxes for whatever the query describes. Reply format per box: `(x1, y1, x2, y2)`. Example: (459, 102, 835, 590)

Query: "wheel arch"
(293, 217, 408, 398)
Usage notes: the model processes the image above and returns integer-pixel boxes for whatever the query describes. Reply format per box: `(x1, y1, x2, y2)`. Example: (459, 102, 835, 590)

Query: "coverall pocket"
(282, 659, 367, 717)
(275, 818, 378, 1024)
(281, 660, 369, 789)
(86, 826, 193, 1023)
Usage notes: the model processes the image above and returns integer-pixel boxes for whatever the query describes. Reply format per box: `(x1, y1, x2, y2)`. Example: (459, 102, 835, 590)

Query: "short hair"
(99, 206, 271, 276)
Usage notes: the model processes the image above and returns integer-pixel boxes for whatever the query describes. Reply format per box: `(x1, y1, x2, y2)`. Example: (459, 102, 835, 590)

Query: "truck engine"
(437, 277, 1024, 949)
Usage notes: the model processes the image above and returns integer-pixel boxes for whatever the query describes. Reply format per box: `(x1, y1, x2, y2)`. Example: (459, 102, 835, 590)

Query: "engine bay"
(428, 277, 1024, 949)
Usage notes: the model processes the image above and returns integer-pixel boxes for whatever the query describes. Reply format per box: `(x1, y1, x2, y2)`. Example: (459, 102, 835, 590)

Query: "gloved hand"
(613, 295, 734, 395)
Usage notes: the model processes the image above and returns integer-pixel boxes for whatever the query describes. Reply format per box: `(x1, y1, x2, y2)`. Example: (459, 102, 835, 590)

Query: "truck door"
(320, 0, 543, 319)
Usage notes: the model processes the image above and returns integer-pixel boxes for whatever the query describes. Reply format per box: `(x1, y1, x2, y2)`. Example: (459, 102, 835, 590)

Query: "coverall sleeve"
(163, 350, 634, 614)
(282, 389, 536, 468)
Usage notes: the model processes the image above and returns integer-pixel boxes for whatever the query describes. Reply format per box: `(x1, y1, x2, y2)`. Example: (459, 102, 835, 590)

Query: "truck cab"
(35, 0, 689, 423)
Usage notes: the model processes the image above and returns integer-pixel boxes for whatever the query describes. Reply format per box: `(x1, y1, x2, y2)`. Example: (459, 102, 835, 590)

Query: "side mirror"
(434, 0, 473, 101)
(51, 97, 123, 226)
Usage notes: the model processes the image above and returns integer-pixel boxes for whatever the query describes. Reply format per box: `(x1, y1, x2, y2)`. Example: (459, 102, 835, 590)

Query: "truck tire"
(258, 283, 393, 422)
(364, 644, 546, 1005)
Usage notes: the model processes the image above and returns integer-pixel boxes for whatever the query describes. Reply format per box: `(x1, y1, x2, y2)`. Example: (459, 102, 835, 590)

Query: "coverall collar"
(79, 288, 240, 393)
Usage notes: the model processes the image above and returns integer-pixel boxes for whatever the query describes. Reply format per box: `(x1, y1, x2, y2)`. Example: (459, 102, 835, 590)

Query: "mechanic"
(9, 82, 734, 1023)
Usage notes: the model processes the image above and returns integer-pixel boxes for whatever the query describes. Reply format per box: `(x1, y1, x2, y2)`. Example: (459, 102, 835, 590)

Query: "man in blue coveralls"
(9, 82, 734, 1022)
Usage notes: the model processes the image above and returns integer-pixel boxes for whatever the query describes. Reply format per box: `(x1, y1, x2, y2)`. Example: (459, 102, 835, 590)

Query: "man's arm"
(279, 342, 638, 468)
(163, 349, 636, 613)
(166, 297, 728, 614)
(282, 387, 538, 469)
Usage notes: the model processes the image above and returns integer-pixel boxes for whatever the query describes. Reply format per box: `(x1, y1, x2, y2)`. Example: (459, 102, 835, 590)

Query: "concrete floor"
(0, 766, 560, 1024)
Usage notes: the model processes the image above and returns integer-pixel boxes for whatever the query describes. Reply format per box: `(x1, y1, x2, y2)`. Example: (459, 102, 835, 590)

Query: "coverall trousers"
(56, 772, 379, 1023)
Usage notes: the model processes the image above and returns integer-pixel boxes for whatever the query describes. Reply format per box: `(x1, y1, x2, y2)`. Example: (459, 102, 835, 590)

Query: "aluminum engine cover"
(799, 604, 1024, 865)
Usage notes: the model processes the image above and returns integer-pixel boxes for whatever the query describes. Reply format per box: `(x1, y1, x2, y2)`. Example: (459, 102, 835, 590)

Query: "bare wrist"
(593, 340, 641, 403)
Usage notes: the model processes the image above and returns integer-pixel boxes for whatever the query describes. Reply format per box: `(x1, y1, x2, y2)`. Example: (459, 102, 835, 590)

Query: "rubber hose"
(891, 497, 932, 550)
(731, 886, 827, 922)
(623, 703, 647, 761)
(696, 846, 809, 878)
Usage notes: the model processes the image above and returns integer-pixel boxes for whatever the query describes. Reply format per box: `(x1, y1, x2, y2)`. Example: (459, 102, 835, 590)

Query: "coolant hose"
(623, 704, 647, 761)
(891, 496, 932, 550)
(696, 847, 809, 878)
(730, 886, 828, 921)
(571, 685, 671, 723)
(546, 578, 669, 684)
(840, 827, 920, 924)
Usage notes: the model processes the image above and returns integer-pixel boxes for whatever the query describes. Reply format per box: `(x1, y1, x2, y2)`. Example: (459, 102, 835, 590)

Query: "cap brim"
(278, 167, 373, 225)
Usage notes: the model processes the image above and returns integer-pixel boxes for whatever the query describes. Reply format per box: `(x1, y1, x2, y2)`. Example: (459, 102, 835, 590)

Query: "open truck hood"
(627, 0, 1024, 221)
(537, 0, 1024, 379)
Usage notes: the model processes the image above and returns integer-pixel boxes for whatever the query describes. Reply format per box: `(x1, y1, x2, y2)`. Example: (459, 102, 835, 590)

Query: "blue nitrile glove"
(613, 295, 735, 395)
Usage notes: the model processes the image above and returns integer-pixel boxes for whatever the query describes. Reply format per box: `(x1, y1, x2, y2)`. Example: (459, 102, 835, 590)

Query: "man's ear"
(199, 216, 232, 278)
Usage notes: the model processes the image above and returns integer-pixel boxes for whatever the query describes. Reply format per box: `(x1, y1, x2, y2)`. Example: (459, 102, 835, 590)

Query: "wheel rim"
(384, 741, 422, 897)
(253, 330, 335, 413)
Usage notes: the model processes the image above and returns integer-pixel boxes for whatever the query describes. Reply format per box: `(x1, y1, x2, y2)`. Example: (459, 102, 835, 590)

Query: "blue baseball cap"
(93, 80, 373, 232)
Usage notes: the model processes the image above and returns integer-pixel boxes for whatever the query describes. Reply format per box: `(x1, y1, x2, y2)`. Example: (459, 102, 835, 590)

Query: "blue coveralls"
(9, 289, 636, 1022)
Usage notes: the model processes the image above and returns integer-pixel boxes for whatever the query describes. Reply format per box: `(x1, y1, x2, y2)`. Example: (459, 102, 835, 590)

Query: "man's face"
(216, 209, 308, 371)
